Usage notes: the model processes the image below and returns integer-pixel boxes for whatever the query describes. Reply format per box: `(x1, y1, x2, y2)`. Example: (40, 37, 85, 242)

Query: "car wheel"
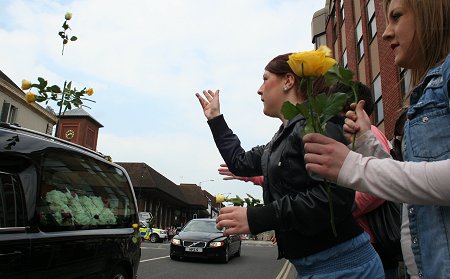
(235, 244, 241, 257)
(110, 266, 128, 279)
(150, 234, 159, 243)
(221, 246, 229, 263)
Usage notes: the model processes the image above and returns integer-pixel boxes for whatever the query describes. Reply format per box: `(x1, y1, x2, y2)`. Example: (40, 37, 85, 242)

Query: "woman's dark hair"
(264, 53, 329, 98)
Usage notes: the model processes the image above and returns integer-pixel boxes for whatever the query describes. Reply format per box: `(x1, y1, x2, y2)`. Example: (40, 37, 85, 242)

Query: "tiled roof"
(0, 70, 22, 92)
(60, 107, 103, 127)
(117, 162, 185, 203)
(203, 190, 221, 207)
(179, 184, 208, 208)
(0, 70, 56, 123)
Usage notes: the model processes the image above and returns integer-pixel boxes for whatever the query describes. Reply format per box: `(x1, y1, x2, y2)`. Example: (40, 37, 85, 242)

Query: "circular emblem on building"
(65, 129, 75, 140)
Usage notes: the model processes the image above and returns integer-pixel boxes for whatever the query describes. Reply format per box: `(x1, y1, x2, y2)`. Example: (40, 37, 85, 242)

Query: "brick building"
(312, 0, 411, 138)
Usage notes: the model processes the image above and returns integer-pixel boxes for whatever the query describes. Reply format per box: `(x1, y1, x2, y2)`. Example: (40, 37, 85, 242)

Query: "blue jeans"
(289, 233, 384, 279)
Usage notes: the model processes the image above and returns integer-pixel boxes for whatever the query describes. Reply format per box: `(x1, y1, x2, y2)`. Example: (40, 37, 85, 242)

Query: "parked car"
(139, 221, 168, 243)
(170, 218, 241, 263)
(149, 227, 168, 243)
(0, 123, 141, 279)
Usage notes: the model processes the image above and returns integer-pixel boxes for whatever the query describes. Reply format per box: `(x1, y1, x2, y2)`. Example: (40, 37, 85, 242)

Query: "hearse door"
(0, 173, 32, 279)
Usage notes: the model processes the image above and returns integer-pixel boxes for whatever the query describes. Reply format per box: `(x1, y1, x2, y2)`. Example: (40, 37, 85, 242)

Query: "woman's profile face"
(257, 70, 287, 118)
(382, 0, 423, 69)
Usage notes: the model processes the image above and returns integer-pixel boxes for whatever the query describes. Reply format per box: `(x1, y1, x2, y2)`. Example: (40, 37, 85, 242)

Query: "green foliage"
(222, 194, 262, 207)
(28, 79, 94, 113)
(280, 63, 359, 238)
(281, 64, 358, 136)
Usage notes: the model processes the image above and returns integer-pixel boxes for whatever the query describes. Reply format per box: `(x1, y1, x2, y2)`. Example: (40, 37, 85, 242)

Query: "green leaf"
(339, 67, 354, 82)
(36, 96, 47, 102)
(37, 77, 47, 89)
(48, 85, 62, 93)
(309, 93, 328, 115)
(70, 36, 77, 41)
(324, 72, 340, 86)
(62, 22, 69, 30)
(321, 93, 348, 123)
(281, 101, 300, 120)
(327, 64, 341, 78)
(67, 81, 72, 89)
(295, 103, 309, 118)
(304, 118, 315, 135)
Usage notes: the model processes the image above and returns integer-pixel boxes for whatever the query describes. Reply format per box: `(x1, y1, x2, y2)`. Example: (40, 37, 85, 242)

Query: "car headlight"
(209, 241, 225, 247)
(171, 238, 181, 246)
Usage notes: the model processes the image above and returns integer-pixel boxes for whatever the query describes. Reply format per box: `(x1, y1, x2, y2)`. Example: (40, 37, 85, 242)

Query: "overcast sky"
(1, 0, 327, 202)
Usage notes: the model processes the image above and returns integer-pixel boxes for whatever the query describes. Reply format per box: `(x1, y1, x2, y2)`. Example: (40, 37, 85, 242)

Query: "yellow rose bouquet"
(21, 12, 95, 137)
(281, 46, 358, 236)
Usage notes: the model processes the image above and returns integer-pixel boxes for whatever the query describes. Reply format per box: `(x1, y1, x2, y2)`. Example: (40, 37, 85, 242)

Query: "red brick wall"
(325, 0, 403, 139)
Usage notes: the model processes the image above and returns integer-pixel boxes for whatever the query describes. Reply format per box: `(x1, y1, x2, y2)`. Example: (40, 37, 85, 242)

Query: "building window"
(373, 75, 384, 123)
(1, 102, 18, 124)
(356, 20, 364, 61)
(366, 0, 377, 41)
(400, 68, 412, 99)
(339, 0, 345, 26)
(331, 6, 337, 43)
(342, 48, 348, 68)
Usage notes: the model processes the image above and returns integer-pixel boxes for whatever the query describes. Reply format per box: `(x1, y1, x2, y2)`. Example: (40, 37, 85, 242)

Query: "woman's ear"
(283, 73, 295, 91)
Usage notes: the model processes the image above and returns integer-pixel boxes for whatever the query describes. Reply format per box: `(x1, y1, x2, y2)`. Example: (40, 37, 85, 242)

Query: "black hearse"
(0, 123, 141, 279)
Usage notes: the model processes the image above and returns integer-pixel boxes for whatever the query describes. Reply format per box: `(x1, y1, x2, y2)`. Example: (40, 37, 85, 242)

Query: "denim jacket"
(403, 53, 450, 278)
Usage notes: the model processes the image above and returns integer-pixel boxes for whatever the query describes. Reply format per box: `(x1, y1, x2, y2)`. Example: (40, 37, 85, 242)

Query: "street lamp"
(198, 179, 214, 187)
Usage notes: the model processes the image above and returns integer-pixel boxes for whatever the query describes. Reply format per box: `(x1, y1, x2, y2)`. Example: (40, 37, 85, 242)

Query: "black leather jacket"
(208, 114, 363, 259)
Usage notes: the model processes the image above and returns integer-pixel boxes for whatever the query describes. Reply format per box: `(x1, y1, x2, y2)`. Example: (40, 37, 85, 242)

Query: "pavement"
(241, 239, 277, 246)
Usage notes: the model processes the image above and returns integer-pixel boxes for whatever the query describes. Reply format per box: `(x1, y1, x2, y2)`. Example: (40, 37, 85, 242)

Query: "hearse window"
(37, 151, 136, 231)
(0, 173, 27, 228)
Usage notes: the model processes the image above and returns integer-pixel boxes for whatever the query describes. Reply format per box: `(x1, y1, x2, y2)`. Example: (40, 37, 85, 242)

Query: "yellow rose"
(132, 223, 139, 229)
(216, 194, 225, 204)
(21, 79, 32, 90)
(287, 46, 336, 77)
(86, 88, 94, 96)
(65, 12, 72, 20)
(25, 92, 37, 103)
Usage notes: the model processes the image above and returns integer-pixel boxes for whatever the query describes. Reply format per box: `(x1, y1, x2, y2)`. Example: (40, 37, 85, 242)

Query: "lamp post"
(198, 179, 214, 218)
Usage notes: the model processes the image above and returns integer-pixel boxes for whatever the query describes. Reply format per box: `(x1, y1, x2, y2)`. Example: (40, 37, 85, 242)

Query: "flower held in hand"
(287, 46, 336, 77)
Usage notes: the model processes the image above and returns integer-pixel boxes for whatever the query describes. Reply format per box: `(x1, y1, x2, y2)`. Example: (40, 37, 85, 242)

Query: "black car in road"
(0, 123, 141, 279)
(170, 218, 241, 263)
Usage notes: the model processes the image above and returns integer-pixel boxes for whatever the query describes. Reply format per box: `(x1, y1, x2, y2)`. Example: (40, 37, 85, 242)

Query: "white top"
(337, 130, 450, 278)
(338, 131, 450, 205)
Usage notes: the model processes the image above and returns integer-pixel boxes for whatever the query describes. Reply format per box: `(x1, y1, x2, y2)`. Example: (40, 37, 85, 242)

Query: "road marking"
(275, 260, 293, 279)
(140, 256, 170, 262)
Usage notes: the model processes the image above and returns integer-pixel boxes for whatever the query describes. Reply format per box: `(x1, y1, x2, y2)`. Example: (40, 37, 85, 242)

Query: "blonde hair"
(383, 0, 450, 88)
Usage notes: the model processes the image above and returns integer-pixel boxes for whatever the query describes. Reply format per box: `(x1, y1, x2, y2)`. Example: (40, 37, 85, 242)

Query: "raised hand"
(218, 163, 238, 181)
(216, 206, 250, 235)
(195, 89, 221, 120)
(218, 163, 264, 186)
(303, 133, 350, 183)
(344, 100, 372, 142)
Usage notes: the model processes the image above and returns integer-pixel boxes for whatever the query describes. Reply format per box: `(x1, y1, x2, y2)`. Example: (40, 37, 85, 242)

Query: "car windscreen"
(182, 220, 223, 233)
(37, 150, 136, 231)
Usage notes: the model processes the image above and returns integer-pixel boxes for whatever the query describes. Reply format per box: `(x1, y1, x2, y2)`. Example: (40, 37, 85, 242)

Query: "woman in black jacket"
(195, 53, 383, 278)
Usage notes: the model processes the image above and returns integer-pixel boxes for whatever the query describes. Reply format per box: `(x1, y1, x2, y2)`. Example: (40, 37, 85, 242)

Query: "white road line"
(275, 260, 294, 279)
(282, 261, 292, 279)
(140, 256, 170, 262)
(275, 260, 289, 279)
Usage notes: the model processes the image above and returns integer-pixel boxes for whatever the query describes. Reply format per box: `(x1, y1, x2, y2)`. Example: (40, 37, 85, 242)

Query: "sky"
(0, 0, 327, 202)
